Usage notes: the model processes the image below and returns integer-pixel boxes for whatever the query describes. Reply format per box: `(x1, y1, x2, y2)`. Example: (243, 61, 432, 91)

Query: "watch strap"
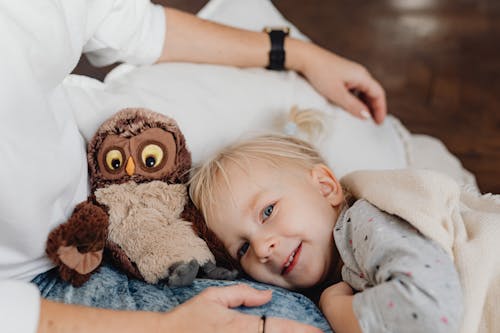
(264, 27, 290, 70)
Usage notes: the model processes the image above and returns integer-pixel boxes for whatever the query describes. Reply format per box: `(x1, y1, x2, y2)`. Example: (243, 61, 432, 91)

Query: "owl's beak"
(125, 157, 135, 176)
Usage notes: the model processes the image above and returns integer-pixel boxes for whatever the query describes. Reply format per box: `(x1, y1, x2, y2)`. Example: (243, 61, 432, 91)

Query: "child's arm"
(319, 282, 362, 333)
(334, 200, 463, 333)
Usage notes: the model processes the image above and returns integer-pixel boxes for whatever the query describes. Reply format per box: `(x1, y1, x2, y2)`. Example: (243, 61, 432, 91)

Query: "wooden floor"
(74, 0, 500, 193)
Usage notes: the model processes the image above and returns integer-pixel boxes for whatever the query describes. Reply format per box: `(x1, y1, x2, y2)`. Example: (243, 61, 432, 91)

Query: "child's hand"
(320, 281, 353, 302)
(319, 282, 354, 317)
(318, 282, 361, 333)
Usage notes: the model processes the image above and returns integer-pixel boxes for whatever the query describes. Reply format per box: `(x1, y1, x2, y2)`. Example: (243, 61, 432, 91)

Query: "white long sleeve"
(0, 281, 41, 333)
(0, 1, 165, 332)
(83, 0, 166, 66)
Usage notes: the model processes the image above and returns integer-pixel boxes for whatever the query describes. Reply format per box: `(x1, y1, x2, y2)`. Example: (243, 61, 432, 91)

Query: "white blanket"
(341, 169, 500, 333)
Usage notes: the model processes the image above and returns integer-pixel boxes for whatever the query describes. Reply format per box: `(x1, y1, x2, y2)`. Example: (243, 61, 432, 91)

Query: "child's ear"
(310, 164, 344, 206)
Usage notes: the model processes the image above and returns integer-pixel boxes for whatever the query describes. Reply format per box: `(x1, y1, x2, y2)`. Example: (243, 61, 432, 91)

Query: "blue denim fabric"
(32, 263, 332, 332)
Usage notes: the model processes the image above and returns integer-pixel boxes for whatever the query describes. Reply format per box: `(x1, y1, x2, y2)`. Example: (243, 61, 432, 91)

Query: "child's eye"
(261, 204, 274, 221)
(237, 242, 249, 259)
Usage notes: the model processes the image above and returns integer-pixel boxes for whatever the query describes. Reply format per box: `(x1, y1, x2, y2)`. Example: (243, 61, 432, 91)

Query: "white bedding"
(65, 0, 476, 187)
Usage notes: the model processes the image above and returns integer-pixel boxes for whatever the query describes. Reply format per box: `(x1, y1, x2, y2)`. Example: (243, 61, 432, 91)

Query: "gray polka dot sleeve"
(333, 199, 463, 333)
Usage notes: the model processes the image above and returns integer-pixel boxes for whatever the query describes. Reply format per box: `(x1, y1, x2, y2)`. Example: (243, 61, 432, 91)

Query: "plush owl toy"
(46, 108, 236, 287)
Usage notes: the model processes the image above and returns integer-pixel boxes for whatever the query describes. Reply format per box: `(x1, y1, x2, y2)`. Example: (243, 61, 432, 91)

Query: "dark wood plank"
(272, 0, 500, 193)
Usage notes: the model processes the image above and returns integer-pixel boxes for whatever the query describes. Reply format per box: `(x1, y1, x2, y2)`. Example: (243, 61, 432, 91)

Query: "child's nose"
(253, 236, 278, 263)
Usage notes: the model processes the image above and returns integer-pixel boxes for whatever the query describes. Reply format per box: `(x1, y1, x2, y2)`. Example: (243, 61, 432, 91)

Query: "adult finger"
(350, 75, 387, 124)
(203, 284, 273, 308)
(333, 86, 374, 121)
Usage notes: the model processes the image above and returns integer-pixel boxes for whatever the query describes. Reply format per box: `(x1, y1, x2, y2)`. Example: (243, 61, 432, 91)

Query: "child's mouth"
(281, 242, 302, 275)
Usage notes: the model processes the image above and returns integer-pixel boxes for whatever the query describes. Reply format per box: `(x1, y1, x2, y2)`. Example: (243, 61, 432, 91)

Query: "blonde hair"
(190, 107, 327, 221)
(188, 107, 328, 269)
(281, 105, 325, 142)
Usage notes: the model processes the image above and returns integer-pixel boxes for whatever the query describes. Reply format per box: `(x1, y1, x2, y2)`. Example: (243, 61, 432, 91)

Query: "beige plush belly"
(95, 181, 214, 283)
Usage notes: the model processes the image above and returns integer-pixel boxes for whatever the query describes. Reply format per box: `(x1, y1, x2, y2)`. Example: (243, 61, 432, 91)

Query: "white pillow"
(67, 0, 407, 178)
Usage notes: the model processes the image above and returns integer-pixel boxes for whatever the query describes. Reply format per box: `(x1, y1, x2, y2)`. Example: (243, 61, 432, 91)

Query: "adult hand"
(295, 41, 387, 124)
(165, 284, 322, 333)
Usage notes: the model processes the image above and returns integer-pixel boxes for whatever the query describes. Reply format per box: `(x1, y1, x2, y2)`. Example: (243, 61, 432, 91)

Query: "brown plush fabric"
(95, 181, 214, 283)
(46, 108, 226, 286)
(105, 240, 144, 280)
(46, 201, 108, 286)
(184, 196, 241, 272)
(87, 108, 192, 192)
(56, 246, 103, 274)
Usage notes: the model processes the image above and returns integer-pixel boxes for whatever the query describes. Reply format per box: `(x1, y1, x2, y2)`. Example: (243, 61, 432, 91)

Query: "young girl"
(189, 115, 463, 333)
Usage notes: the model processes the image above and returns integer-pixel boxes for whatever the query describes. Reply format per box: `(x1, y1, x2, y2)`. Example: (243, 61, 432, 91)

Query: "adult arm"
(158, 7, 386, 123)
(36, 284, 322, 333)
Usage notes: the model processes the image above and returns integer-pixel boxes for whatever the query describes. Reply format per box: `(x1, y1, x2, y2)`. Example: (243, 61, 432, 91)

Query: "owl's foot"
(201, 261, 239, 280)
(166, 259, 199, 286)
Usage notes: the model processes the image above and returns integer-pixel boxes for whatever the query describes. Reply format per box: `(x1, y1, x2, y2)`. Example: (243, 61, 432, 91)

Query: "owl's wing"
(46, 200, 109, 287)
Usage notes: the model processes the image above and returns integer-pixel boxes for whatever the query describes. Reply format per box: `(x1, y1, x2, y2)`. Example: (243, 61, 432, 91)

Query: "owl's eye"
(141, 144, 164, 169)
(105, 149, 124, 171)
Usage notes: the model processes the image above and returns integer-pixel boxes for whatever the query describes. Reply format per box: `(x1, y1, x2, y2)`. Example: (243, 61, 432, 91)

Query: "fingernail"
(360, 110, 371, 119)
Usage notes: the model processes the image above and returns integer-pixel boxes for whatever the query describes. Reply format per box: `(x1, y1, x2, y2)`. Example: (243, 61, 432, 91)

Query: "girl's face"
(207, 159, 344, 289)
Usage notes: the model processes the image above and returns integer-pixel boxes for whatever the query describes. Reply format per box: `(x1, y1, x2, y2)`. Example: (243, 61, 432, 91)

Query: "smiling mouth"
(281, 242, 302, 275)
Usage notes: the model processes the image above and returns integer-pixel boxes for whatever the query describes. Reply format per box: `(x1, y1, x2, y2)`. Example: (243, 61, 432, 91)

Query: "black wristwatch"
(263, 26, 290, 71)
